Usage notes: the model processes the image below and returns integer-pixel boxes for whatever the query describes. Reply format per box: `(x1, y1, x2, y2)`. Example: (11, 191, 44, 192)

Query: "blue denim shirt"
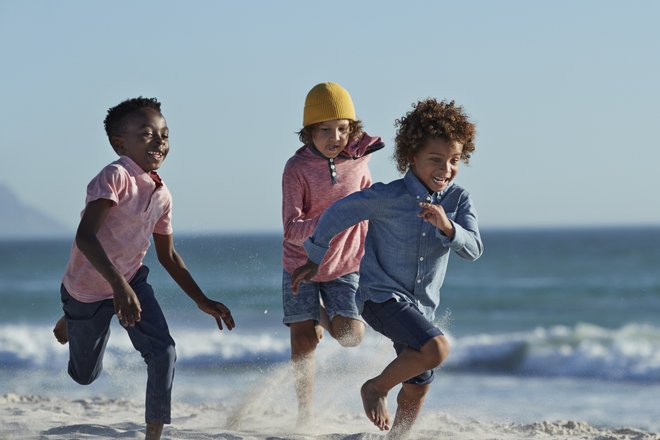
(304, 170, 483, 321)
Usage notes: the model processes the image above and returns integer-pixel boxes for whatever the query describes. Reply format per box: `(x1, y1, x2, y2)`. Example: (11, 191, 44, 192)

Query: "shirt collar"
(403, 169, 451, 203)
(118, 156, 163, 187)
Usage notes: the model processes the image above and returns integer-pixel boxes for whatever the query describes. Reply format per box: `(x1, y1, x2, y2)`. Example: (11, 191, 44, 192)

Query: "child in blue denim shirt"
(292, 98, 483, 438)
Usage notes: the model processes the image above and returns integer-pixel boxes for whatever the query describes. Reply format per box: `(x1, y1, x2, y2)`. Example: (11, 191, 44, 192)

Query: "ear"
(110, 136, 125, 154)
(408, 152, 418, 168)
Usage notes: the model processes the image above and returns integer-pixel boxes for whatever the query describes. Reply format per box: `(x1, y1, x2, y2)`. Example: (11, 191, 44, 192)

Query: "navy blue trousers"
(61, 265, 176, 424)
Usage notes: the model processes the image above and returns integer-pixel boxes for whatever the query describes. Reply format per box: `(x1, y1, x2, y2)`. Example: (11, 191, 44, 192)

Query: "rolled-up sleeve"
(435, 191, 483, 261)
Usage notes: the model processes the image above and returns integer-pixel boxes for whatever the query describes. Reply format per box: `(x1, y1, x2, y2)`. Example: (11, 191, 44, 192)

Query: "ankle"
(145, 421, 164, 440)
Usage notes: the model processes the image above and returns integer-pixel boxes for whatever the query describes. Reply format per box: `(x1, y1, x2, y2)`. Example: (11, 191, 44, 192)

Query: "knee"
(336, 332, 363, 348)
(159, 344, 177, 368)
(421, 335, 450, 369)
(68, 366, 99, 386)
(333, 320, 365, 347)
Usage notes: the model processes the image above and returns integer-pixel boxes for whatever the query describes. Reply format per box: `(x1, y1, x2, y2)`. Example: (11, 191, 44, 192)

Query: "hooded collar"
(302, 133, 385, 185)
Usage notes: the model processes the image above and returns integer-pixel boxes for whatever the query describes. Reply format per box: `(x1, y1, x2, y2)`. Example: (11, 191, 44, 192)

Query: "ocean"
(1, 227, 659, 434)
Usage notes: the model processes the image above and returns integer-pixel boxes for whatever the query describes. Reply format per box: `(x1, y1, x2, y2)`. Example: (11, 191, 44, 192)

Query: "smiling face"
(310, 119, 351, 159)
(410, 137, 463, 193)
(112, 108, 169, 172)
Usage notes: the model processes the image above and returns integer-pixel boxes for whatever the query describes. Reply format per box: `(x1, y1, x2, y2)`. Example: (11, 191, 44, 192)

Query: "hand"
(198, 298, 235, 331)
(418, 202, 454, 238)
(291, 259, 319, 294)
(112, 282, 142, 327)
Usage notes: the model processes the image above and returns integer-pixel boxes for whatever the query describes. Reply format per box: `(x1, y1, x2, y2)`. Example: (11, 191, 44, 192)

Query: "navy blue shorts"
(362, 299, 443, 385)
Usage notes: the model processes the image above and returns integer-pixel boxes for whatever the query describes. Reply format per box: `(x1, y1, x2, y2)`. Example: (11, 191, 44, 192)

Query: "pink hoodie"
(281, 133, 384, 281)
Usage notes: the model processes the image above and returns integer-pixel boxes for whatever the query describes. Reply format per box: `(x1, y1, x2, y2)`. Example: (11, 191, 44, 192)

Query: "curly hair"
(393, 99, 476, 174)
(296, 119, 364, 146)
(103, 96, 162, 141)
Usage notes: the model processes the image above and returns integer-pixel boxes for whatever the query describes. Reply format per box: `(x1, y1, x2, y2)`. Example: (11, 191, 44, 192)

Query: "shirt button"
(416, 195, 420, 199)
(332, 172, 337, 176)
(330, 164, 336, 169)
(419, 257, 424, 261)
(422, 232, 426, 237)
(417, 279, 422, 284)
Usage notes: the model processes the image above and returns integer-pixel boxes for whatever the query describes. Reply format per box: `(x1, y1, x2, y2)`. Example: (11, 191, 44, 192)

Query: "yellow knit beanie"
(303, 82, 356, 127)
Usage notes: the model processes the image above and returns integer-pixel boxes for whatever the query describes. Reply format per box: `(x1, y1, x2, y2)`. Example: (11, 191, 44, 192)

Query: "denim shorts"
(362, 298, 444, 385)
(282, 270, 362, 325)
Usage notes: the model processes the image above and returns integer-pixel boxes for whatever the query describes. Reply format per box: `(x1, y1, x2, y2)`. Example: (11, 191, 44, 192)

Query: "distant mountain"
(0, 183, 69, 239)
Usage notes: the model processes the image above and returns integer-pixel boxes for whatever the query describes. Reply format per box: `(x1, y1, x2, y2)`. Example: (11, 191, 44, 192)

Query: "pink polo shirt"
(62, 156, 173, 303)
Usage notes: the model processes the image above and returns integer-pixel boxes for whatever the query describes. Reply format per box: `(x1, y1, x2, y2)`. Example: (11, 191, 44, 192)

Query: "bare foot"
(361, 379, 390, 431)
(53, 316, 68, 344)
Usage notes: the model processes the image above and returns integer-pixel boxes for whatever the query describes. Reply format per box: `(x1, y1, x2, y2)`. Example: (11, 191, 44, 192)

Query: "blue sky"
(1, 1, 658, 234)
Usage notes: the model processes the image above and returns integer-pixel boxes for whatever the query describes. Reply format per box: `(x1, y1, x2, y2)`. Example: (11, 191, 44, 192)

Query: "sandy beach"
(2, 393, 658, 440)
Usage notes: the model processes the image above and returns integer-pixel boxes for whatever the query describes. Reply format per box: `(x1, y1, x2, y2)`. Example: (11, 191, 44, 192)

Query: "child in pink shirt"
(53, 97, 235, 440)
(281, 82, 383, 425)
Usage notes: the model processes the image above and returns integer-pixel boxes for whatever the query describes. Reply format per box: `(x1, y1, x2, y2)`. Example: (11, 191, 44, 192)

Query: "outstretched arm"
(76, 198, 142, 326)
(153, 233, 235, 331)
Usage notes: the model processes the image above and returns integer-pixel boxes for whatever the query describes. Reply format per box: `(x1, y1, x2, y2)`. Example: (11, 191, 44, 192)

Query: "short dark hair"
(296, 119, 364, 145)
(393, 99, 476, 174)
(103, 96, 162, 141)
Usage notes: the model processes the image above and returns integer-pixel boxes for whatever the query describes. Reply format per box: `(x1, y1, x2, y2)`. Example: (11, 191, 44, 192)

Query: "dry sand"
(1, 393, 658, 440)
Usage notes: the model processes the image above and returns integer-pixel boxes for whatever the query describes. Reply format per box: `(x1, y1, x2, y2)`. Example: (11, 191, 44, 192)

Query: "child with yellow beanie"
(281, 82, 384, 425)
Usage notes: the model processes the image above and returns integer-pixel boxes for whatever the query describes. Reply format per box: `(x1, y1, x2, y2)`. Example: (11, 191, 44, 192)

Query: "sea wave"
(2, 322, 659, 382)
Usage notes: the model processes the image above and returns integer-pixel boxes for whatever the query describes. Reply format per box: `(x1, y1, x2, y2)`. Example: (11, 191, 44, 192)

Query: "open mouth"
(148, 151, 164, 160)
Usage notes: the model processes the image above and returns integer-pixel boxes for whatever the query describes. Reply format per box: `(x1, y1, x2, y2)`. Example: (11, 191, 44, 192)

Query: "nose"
(439, 161, 452, 173)
(331, 129, 341, 141)
(152, 133, 165, 145)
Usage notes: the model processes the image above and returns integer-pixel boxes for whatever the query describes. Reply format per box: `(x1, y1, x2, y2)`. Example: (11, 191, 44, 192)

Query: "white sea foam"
(3, 321, 660, 382)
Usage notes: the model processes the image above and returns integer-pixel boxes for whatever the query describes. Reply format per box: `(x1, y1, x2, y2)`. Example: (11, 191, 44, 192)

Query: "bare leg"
(319, 303, 332, 332)
(145, 421, 163, 440)
(290, 320, 323, 426)
(329, 316, 365, 347)
(360, 335, 449, 431)
(387, 383, 430, 440)
(53, 315, 68, 344)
